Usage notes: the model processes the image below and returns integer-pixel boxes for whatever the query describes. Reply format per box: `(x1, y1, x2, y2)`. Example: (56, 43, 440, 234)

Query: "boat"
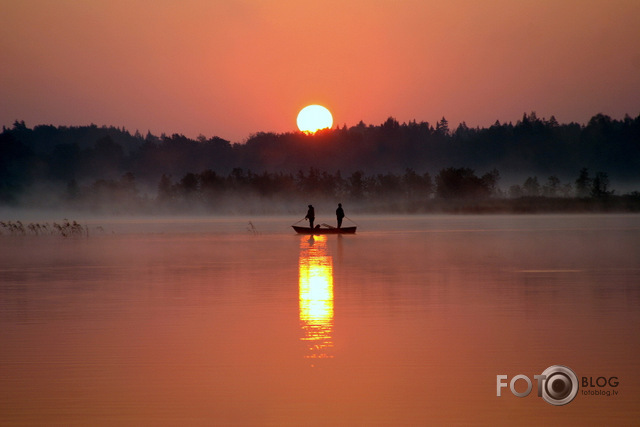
(292, 225, 356, 235)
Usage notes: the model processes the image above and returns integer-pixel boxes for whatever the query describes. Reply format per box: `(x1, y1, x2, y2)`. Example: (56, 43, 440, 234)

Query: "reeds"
(0, 219, 90, 237)
(246, 221, 260, 235)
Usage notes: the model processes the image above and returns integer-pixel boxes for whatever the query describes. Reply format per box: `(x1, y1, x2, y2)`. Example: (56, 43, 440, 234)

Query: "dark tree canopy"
(1, 113, 639, 211)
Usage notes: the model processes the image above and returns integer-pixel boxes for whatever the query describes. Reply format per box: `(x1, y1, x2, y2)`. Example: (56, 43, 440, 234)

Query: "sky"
(2, 0, 640, 142)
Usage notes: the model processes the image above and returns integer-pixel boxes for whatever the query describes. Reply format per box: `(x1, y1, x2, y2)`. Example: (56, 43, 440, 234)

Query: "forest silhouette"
(1, 112, 639, 213)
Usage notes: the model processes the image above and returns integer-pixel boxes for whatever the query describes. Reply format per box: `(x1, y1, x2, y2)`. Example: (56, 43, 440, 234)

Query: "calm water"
(1, 214, 639, 426)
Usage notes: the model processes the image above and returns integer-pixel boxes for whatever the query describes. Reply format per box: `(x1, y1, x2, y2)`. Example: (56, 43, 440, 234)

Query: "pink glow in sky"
(1, 0, 639, 142)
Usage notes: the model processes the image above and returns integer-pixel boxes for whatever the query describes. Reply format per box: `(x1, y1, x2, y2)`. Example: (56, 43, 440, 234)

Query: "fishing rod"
(344, 215, 358, 226)
(291, 217, 307, 226)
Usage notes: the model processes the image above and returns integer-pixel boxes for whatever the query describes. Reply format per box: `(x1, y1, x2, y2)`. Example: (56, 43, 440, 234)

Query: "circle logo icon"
(540, 365, 579, 406)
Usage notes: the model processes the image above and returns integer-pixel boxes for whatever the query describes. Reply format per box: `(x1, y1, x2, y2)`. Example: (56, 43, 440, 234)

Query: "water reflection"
(298, 235, 334, 360)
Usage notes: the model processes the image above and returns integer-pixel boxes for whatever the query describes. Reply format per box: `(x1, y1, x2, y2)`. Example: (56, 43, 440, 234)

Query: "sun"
(297, 105, 333, 134)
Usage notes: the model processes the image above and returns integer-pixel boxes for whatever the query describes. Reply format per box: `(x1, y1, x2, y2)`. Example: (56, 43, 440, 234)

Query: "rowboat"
(292, 225, 356, 235)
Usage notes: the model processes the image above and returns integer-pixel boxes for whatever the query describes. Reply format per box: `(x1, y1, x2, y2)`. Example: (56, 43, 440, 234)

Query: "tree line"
(44, 166, 637, 214)
(1, 112, 639, 211)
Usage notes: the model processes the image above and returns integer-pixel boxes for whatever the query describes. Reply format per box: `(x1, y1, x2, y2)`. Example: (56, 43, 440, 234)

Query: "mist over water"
(1, 214, 639, 425)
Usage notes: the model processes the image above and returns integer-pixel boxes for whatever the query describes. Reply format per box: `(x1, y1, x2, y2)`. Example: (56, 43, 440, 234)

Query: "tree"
(591, 172, 613, 198)
(200, 169, 223, 194)
(349, 171, 365, 199)
(523, 176, 540, 197)
(0, 131, 34, 201)
(435, 117, 449, 136)
(543, 176, 561, 197)
(157, 174, 173, 201)
(83, 135, 125, 179)
(454, 122, 472, 140)
(435, 167, 490, 199)
(509, 185, 523, 198)
(481, 169, 501, 196)
(120, 172, 138, 196)
(381, 117, 400, 132)
(575, 168, 592, 198)
(178, 173, 199, 199)
(50, 143, 80, 181)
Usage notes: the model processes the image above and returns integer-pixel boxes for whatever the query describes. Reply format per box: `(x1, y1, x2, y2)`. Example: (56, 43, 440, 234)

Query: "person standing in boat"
(336, 203, 345, 228)
(305, 205, 315, 229)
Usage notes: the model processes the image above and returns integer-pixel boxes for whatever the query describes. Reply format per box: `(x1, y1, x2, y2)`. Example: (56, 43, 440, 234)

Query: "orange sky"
(1, 0, 639, 142)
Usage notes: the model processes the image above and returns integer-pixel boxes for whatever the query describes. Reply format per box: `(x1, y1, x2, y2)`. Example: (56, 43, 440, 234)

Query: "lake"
(1, 214, 639, 426)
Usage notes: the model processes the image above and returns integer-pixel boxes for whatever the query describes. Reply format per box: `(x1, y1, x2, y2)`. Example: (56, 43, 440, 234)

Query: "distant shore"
(2, 194, 640, 219)
(388, 194, 640, 214)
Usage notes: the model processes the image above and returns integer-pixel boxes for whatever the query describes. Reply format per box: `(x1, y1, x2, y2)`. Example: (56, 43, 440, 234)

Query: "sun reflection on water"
(298, 235, 334, 360)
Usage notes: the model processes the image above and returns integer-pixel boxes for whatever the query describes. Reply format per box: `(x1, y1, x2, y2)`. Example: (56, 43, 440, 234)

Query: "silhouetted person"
(305, 204, 315, 229)
(336, 203, 345, 228)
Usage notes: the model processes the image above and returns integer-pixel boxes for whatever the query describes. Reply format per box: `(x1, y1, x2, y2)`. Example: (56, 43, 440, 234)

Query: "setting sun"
(297, 105, 333, 134)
